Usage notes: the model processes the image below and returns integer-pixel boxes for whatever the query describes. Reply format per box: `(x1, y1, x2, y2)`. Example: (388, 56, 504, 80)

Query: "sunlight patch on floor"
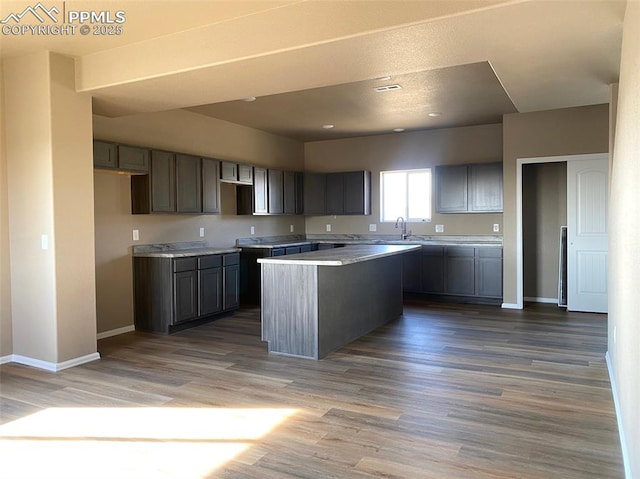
(0, 407, 297, 479)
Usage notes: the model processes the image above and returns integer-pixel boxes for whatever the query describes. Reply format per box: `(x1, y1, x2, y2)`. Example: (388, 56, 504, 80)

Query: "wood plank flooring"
(0, 302, 624, 478)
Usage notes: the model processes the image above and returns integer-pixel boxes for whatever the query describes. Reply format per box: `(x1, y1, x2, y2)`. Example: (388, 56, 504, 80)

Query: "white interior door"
(567, 158, 609, 313)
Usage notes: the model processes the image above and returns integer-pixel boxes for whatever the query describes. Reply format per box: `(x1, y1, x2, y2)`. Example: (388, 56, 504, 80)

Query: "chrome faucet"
(395, 216, 412, 240)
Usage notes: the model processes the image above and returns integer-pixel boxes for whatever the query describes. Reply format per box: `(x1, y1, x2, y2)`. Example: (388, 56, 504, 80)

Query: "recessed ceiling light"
(322, 124, 335, 129)
(241, 96, 257, 102)
(428, 112, 442, 117)
(393, 128, 405, 132)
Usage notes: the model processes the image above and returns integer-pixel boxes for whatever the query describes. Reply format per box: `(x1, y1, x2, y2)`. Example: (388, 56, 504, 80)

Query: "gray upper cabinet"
(325, 173, 344, 215)
(267, 169, 284, 214)
(176, 154, 202, 213)
(93, 141, 117, 169)
(93, 140, 149, 173)
(221, 161, 253, 185)
(469, 163, 503, 212)
(344, 171, 371, 215)
(436, 162, 503, 213)
(283, 171, 303, 215)
(435, 165, 468, 213)
(150, 150, 177, 213)
(118, 145, 149, 172)
(303, 172, 327, 215)
(253, 167, 268, 214)
(202, 158, 220, 214)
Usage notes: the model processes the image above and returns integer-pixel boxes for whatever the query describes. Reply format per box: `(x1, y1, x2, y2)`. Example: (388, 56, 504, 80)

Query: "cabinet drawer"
(198, 255, 222, 269)
(272, 248, 286, 256)
(300, 244, 313, 253)
(285, 246, 301, 255)
(173, 257, 197, 272)
(223, 253, 240, 266)
(446, 246, 475, 257)
(475, 247, 502, 258)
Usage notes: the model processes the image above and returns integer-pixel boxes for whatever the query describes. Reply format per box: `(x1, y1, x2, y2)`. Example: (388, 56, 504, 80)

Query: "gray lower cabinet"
(134, 252, 239, 333)
(408, 245, 502, 302)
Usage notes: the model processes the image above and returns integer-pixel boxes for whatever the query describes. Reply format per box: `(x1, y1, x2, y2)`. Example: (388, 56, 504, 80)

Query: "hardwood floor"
(0, 302, 623, 478)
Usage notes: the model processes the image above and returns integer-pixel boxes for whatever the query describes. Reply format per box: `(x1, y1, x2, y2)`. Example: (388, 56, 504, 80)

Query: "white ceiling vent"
(374, 84, 402, 92)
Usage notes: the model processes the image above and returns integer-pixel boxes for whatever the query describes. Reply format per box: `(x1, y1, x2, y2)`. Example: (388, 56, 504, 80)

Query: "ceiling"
(0, 0, 626, 142)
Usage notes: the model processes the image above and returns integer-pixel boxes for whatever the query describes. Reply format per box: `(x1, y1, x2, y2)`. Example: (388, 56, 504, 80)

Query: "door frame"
(513, 152, 609, 310)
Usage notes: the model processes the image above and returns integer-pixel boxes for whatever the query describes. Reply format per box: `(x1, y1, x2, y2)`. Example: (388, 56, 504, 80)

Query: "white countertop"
(257, 244, 421, 266)
(133, 247, 240, 258)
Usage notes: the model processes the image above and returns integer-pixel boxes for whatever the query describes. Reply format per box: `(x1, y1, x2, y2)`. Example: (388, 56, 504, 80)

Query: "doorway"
(515, 153, 609, 310)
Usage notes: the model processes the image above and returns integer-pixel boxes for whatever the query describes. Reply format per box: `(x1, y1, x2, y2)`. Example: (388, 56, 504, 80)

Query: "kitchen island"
(258, 244, 420, 359)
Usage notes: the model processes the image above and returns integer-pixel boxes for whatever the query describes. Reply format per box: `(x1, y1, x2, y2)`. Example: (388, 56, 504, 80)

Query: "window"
(380, 169, 432, 222)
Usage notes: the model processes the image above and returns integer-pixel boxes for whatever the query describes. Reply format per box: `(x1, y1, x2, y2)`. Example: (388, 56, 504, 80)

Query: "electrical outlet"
(493, 224, 500, 233)
(435, 224, 444, 233)
(199, 227, 205, 237)
(132, 229, 139, 241)
(326, 224, 332, 232)
(369, 224, 377, 232)
(290, 224, 294, 233)
(250, 226, 255, 235)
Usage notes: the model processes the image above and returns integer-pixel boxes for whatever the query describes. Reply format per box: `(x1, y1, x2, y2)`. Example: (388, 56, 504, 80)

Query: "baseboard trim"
(97, 325, 135, 340)
(0, 354, 12, 365)
(10, 352, 100, 372)
(524, 296, 558, 304)
(606, 351, 632, 479)
(501, 302, 521, 309)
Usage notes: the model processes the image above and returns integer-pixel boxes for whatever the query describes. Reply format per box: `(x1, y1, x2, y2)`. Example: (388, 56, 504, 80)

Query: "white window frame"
(380, 168, 432, 223)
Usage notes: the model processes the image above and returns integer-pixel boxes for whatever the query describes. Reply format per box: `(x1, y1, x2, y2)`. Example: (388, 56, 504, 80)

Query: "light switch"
(250, 226, 255, 235)
(435, 224, 444, 233)
(369, 224, 377, 232)
(132, 229, 139, 241)
(326, 224, 332, 232)
(290, 224, 294, 233)
(199, 227, 205, 237)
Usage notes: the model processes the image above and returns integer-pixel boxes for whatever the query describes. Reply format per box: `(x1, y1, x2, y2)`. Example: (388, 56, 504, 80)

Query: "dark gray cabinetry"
(303, 172, 326, 215)
(221, 161, 253, 184)
(253, 167, 268, 214)
(151, 150, 176, 213)
(469, 163, 503, 212)
(344, 171, 371, 215)
(93, 141, 117, 168)
(267, 169, 284, 214)
(176, 154, 202, 213)
(445, 247, 475, 295)
(421, 246, 445, 293)
(435, 165, 468, 213)
(202, 158, 220, 214)
(284, 171, 303, 215)
(93, 140, 149, 173)
(325, 173, 345, 215)
(198, 255, 222, 316)
(435, 163, 503, 213)
(134, 252, 239, 333)
(475, 247, 503, 297)
(119, 145, 149, 172)
(173, 258, 198, 323)
(223, 254, 240, 310)
(409, 245, 502, 303)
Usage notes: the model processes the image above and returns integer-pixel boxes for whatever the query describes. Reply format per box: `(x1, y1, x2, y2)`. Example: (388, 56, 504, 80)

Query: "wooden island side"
(258, 244, 420, 359)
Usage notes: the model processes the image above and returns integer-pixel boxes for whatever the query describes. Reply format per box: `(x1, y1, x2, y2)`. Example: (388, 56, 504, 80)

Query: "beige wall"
(609, 2, 640, 476)
(304, 124, 503, 236)
(93, 110, 305, 334)
(3, 52, 97, 364)
(502, 104, 609, 306)
(522, 162, 567, 301)
(0, 61, 12, 358)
